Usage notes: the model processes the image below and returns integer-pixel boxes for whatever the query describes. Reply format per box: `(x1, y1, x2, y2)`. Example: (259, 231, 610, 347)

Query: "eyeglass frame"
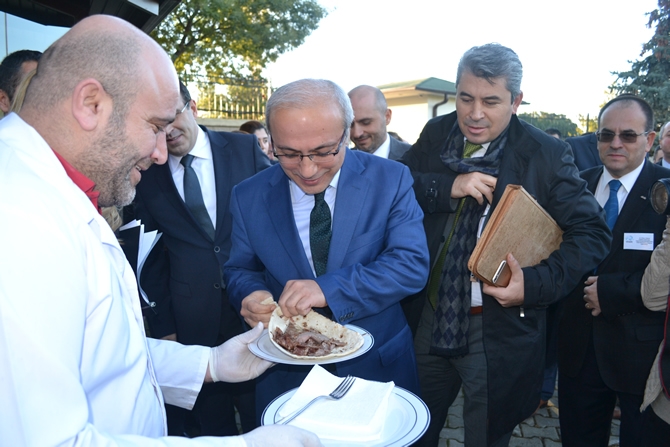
(177, 100, 191, 116)
(596, 129, 650, 144)
(271, 130, 347, 165)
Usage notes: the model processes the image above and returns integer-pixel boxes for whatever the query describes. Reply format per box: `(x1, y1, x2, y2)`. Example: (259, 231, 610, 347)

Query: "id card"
(623, 233, 654, 251)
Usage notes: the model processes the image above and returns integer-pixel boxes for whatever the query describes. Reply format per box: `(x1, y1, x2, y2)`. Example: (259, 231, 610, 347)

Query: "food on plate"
(267, 301, 364, 359)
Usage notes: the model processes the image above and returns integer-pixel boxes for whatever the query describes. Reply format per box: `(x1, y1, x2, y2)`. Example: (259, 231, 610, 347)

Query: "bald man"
(348, 85, 410, 160)
(0, 15, 320, 447)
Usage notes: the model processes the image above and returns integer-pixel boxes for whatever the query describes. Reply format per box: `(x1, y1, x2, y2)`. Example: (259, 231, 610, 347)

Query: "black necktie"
(310, 191, 332, 277)
(180, 154, 215, 239)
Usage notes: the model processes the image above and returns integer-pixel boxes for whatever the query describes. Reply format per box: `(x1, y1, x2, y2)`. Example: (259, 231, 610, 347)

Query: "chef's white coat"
(0, 113, 245, 447)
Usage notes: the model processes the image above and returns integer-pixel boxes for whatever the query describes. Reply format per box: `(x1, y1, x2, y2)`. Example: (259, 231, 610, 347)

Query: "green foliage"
(518, 112, 581, 137)
(578, 114, 599, 133)
(612, 0, 670, 129)
(152, 0, 327, 81)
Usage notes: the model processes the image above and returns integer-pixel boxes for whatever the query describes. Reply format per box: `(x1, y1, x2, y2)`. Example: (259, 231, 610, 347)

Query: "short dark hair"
(545, 128, 562, 138)
(598, 94, 654, 132)
(239, 120, 266, 134)
(0, 50, 42, 100)
(179, 80, 191, 105)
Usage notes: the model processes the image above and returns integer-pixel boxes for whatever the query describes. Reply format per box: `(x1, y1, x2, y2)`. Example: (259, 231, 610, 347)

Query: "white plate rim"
(261, 385, 430, 447)
(248, 324, 374, 365)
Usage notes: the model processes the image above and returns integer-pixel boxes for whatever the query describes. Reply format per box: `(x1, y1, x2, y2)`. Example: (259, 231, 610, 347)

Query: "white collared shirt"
(662, 158, 670, 169)
(168, 127, 217, 228)
(371, 133, 391, 159)
(594, 161, 645, 211)
(289, 171, 341, 276)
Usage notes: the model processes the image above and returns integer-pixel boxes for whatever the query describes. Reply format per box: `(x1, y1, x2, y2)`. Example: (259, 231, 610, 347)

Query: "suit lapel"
(151, 162, 195, 223)
(329, 151, 368, 270)
(207, 128, 231, 240)
(264, 169, 314, 277)
(612, 162, 654, 235)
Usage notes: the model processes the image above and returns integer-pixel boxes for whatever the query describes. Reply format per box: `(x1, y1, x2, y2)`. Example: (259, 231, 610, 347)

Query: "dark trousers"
(640, 406, 670, 446)
(166, 380, 256, 437)
(541, 301, 560, 401)
(559, 338, 644, 447)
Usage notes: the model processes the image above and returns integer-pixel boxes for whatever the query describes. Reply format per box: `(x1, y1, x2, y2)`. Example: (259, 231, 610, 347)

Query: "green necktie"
(310, 191, 331, 277)
(426, 141, 482, 309)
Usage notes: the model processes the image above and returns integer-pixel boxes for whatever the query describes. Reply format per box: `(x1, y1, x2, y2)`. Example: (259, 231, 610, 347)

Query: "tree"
(517, 112, 581, 137)
(611, 0, 670, 129)
(578, 114, 599, 134)
(152, 0, 327, 81)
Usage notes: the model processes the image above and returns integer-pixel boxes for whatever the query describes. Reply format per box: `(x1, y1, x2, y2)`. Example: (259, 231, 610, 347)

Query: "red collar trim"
(52, 150, 101, 214)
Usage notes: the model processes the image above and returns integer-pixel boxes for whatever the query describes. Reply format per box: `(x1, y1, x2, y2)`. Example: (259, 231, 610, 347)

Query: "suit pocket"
(169, 277, 192, 299)
(346, 228, 385, 256)
(378, 324, 412, 367)
(635, 324, 664, 342)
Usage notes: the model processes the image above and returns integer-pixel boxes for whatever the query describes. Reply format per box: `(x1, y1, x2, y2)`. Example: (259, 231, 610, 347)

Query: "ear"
(0, 89, 10, 114)
(512, 91, 523, 114)
(646, 131, 656, 153)
(385, 108, 392, 125)
(71, 78, 111, 132)
(190, 99, 198, 118)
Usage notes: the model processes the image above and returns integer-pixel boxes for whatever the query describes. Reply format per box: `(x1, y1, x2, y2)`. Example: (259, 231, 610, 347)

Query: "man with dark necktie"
(127, 81, 271, 436)
(401, 43, 611, 446)
(558, 94, 670, 447)
(223, 78, 429, 423)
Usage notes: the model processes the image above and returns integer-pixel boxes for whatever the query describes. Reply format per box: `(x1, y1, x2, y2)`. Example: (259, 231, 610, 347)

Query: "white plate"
(248, 324, 374, 365)
(262, 386, 430, 447)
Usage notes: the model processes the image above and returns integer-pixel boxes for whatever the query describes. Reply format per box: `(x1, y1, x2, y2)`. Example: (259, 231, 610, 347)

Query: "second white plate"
(248, 324, 374, 365)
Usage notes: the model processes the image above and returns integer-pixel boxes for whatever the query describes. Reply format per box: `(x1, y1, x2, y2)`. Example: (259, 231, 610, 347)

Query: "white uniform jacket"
(0, 113, 244, 447)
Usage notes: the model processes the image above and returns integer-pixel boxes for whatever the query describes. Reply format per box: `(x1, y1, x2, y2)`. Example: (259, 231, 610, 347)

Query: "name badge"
(623, 233, 654, 251)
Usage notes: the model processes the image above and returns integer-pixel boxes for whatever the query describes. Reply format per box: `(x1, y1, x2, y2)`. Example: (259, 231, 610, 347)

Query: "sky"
(264, 0, 660, 124)
(1, 0, 661, 125)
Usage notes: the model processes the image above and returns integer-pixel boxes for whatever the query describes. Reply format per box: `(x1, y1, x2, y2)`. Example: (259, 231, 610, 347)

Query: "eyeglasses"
(177, 100, 191, 115)
(272, 130, 346, 166)
(596, 130, 649, 144)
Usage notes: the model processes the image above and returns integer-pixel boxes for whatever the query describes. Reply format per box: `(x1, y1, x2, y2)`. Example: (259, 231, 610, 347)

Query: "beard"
(77, 112, 140, 208)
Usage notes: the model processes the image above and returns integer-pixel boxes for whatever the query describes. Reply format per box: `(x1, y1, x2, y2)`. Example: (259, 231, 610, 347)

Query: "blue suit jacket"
(130, 127, 271, 345)
(224, 148, 429, 416)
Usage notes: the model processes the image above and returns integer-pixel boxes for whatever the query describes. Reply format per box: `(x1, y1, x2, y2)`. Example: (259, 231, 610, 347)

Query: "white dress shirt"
(370, 133, 391, 159)
(289, 171, 341, 276)
(168, 126, 217, 228)
(593, 161, 645, 211)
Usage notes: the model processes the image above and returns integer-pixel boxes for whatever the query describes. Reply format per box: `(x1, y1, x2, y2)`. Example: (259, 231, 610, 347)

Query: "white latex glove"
(240, 425, 323, 447)
(209, 322, 273, 383)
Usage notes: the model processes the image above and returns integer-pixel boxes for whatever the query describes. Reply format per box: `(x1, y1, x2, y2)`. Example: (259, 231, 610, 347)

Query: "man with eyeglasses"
(223, 78, 429, 423)
(557, 94, 670, 446)
(126, 80, 271, 437)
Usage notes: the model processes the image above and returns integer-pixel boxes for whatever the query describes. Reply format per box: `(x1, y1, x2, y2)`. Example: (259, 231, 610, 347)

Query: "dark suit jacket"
(565, 132, 601, 171)
(224, 149, 429, 415)
(132, 126, 271, 346)
(389, 135, 411, 161)
(558, 161, 670, 394)
(401, 112, 611, 442)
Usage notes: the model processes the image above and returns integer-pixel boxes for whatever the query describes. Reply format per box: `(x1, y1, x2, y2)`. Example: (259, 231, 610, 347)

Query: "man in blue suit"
(129, 81, 271, 436)
(223, 78, 429, 421)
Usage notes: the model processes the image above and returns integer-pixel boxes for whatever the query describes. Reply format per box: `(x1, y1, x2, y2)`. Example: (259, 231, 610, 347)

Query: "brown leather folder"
(468, 185, 563, 287)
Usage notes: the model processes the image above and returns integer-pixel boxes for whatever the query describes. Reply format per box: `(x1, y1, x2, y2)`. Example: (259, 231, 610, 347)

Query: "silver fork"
(276, 375, 356, 425)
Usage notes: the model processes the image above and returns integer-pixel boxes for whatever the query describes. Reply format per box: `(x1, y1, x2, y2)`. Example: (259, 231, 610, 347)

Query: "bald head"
(348, 85, 391, 153)
(23, 15, 175, 119)
(20, 15, 180, 207)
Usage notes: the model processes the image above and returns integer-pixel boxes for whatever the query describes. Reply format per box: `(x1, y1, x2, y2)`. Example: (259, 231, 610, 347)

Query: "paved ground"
(437, 385, 621, 446)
